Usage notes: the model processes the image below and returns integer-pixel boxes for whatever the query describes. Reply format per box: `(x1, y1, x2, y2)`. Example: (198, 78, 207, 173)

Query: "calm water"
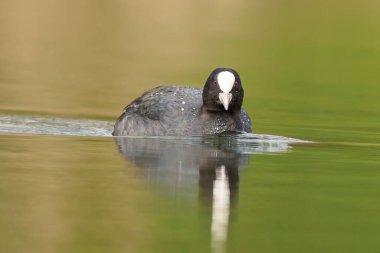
(1, 1, 380, 253)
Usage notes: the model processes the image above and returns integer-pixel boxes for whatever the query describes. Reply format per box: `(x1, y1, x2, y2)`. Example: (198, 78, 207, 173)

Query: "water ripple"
(0, 114, 311, 154)
(0, 114, 114, 137)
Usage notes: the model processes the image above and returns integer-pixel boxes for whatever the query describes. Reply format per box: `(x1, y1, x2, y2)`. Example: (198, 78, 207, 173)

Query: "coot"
(113, 68, 252, 136)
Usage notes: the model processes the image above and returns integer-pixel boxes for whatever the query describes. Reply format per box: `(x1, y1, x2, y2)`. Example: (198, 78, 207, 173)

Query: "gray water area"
(0, 114, 311, 189)
(0, 114, 312, 190)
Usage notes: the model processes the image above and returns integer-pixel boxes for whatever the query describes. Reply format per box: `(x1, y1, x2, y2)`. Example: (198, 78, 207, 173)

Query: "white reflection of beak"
(211, 165, 230, 253)
(219, 93, 232, 111)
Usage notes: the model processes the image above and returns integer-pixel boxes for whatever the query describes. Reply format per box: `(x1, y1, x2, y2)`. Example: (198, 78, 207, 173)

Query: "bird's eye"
(233, 81, 238, 87)
(213, 80, 218, 86)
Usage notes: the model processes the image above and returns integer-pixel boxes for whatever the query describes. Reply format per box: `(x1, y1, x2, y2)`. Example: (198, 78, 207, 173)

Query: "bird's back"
(113, 86, 203, 136)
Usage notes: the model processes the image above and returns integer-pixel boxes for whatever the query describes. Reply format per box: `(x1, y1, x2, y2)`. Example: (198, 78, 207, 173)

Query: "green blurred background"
(1, 0, 379, 143)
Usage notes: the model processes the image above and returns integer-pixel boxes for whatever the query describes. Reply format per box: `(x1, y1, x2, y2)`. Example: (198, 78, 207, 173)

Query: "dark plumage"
(113, 68, 252, 136)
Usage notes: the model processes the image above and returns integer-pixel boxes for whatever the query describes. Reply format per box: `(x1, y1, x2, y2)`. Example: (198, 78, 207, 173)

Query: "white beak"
(219, 93, 232, 111)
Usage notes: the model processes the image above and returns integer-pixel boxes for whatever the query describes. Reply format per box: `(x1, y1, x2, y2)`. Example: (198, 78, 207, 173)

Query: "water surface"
(1, 116, 379, 253)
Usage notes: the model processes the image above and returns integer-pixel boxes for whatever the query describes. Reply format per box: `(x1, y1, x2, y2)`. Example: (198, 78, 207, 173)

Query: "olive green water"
(0, 1, 379, 253)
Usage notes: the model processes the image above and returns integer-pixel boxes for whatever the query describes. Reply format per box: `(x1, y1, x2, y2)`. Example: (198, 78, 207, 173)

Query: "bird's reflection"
(114, 135, 289, 253)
